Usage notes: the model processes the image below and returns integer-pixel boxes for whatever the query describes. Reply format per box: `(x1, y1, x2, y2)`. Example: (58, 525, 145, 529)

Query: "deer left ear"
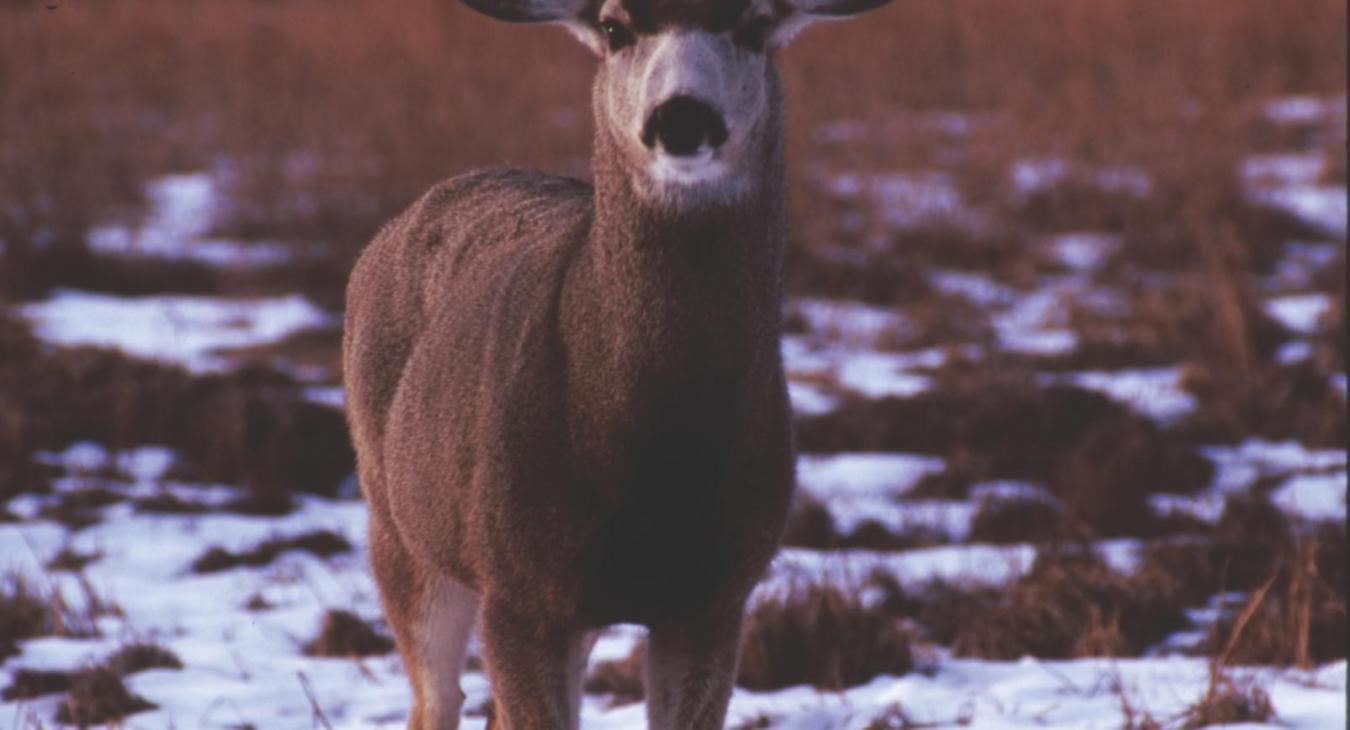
(459, 0, 606, 55)
(459, 0, 587, 23)
(770, 0, 895, 48)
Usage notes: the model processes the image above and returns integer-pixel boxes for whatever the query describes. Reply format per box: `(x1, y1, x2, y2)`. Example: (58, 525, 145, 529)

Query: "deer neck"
(565, 88, 787, 419)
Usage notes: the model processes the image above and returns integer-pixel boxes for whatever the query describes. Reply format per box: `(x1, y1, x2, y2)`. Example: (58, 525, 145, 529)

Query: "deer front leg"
(480, 599, 593, 730)
(645, 608, 745, 730)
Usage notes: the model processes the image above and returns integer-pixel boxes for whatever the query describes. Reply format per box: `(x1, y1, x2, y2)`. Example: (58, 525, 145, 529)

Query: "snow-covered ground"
(18, 290, 335, 374)
(1, 443, 1344, 729)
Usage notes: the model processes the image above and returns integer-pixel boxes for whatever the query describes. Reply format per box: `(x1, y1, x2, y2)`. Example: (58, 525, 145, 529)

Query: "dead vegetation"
(737, 581, 917, 691)
(796, 382, 1212, 537)
(0, 572, 106, 662)
(191, 529, 352, 574)
(0, 310, 353, 504)
(1181, 677, 1275, 729)
(54, 667, 157, 727)
(45, 546, 104, 573)
(948, 547, 1191, 659)
(2, 641, 182, 702)
(304, 609, 395, 658)
(967, 496, 1066, 545)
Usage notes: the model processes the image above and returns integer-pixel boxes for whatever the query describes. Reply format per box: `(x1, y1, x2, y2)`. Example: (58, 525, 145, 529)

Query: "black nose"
(641, 95, 728, 157)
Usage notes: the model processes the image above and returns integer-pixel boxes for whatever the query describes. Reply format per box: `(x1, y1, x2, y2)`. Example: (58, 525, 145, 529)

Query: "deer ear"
(770, 0, 894, 48)
(459, 0, 604, 54)
(459, 0, 587, 24)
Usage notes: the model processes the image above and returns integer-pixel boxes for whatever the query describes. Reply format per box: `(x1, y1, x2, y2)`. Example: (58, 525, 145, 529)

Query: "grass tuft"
(737, 581, 916, 691)
(304, 609, 395, 658)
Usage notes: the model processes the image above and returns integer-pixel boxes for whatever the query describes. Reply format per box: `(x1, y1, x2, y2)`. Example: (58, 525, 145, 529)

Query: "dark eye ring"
(599, 18, 634, 51)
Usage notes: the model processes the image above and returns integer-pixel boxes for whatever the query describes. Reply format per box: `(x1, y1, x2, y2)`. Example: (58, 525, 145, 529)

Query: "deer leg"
(645, 610, 744, 730)
(479, 600, 591, 730)
(369, 519, 478, 730)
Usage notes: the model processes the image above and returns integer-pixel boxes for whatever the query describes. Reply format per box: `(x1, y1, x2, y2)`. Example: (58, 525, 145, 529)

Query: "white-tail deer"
(343, 1, 895, 727)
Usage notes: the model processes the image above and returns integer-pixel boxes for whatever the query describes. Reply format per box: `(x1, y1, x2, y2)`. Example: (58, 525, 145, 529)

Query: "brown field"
(0, 0, 1344, 294)
(0, 0, 1346, 725)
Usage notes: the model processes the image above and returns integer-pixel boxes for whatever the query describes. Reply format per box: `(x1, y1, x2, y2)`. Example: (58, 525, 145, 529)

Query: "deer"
(343, 0, 895, 727)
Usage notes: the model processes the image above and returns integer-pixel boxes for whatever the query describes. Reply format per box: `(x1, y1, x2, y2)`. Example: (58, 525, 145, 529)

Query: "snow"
(992, 290, 1078, 356)
(1248, 185, 1348, 239)
(929, 271, 1080, 356)
(1043, 367, 1197, 424)
(305, 385, 347, 410)
(1264, 293, 1331, 334)
(1268, 241, 1342, 290)
(87, 173, 297, 267)
(11, 484, 1317, 730)
(797, 453, 961, 538)
(797, 454, 946, 498)
(1047, 232, 1120, 273)
(1009, 158, 1151, 199)
(1152, 440, 1348, 523)
(782, 337, 949, 401)
(18, 289, 336, 372)
(1242, 151, 1326, 188)
(790, 298, 907, 349)
(1270, 472, 1347, 522)
(827, 171, 990, 232)
(787, 381, 839, 415)
(768, 539, 1142, 593)
(1263, 94, 1347, 125)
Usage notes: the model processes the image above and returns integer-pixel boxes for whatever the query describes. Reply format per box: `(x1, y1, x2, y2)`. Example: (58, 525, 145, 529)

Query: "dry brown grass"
(304, 609, 395, 658)
(796, 381, 1212, 537)
(949, 546, 1191, 660)
(0, 572, 105, 662)
(191, 529, 353, 574)
(0, 309, 354, 503)
(54, 667, 157, 727)
(737, 580, 917, 691)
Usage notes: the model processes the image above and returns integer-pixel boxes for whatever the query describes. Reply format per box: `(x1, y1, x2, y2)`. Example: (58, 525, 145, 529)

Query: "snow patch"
(19, 289, 337, 372)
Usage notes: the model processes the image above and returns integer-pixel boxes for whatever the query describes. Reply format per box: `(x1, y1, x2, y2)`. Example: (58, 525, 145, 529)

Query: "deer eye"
(735, 16, 774, 52)
(599, 18, 634, 52)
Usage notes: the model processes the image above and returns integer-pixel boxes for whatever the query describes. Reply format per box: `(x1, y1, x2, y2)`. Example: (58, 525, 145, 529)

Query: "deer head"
(460, 0, 895, 208)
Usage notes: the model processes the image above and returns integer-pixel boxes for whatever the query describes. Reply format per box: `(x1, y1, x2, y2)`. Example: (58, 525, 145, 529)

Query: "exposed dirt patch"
(191, 529, 352, 574)
(104, 642, 184, 676)
(796, 382, 1212, 537)
(2, 669, 72, 701)
(54, 667, 157, 727)
(950, 547, 1190, 659)
(1182, 676, 1275, 729)
(1139, 494, 1298, 605)
(0, 312, 353, 504)
(738, 581, 917, 691)
(304, 609, 395, 658)
(968, 497, 1067, 544)
(134, 492, 212, 515)
(45, 547, 104, 573)
(1179, 360, 1347, 448)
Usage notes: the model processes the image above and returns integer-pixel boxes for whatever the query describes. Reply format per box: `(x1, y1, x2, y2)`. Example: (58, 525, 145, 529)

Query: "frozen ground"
(1, 443, 1344, 730)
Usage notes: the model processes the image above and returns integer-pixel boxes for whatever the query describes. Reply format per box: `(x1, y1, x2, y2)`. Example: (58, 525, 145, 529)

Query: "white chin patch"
(649, 148, 730, 186)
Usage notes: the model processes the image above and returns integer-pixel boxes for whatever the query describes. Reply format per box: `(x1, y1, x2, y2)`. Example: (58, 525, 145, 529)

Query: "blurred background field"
(0, 0, 1346, 727)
